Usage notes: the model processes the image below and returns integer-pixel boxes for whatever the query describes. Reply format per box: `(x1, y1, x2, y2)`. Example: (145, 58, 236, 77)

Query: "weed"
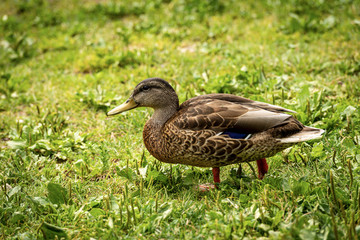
(0, 33, 37, 66)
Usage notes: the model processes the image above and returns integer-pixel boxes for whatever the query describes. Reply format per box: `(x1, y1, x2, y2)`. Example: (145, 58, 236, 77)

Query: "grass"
(0, 0, 359, 239)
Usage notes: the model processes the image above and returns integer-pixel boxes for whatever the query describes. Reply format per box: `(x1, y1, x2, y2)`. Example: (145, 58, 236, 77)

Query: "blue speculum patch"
(222, 131, 249, 139)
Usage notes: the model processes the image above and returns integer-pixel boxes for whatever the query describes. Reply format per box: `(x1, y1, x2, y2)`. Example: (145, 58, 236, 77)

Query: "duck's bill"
(107, 98, 138, 116)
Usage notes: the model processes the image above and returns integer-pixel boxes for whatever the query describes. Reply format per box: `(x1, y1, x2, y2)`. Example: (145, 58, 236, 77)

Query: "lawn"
(1, 0, 360, 239)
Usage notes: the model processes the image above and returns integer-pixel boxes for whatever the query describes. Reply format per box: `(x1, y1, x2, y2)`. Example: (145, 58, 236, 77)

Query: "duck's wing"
(184, 94, 296, 113)
(170, 94, 296, 134)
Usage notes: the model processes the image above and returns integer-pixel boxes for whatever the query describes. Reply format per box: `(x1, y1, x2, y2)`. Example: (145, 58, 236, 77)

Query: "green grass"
(1, 0, 360, 239)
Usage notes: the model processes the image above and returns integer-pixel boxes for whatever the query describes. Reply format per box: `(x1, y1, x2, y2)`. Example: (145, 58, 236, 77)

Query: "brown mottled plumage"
(107, 78, 324, 187)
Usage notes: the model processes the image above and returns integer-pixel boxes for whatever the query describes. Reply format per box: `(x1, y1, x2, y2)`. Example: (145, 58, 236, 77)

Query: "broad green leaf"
(116, 166, 136, 180)
(299, 229, 316, 240)
(7, 140, 27, 149)
(29, 139, 53, 151)
(182, 173, 194, 186)
(298, 85, 310, 108)
(147, 170, 168, 183)
(160, 207, 173, 220)
(311, 142, 323, 158)
(258, 223, 271, 232)
(292, 181, 310, 196)
(8, 186, 21, 198)
(47, 183, 68, 205)
(31, 196, 51, 208)
(109, 194, 119, 212)
(272, 210, 284, 227)
(342, 105, 356, 117)
(282, 178, 291, 192)
(10, 212, 26, 223)
(139, 166, 148, 178)
(89, 208, 106, 217)
(40, 222, 68, 240)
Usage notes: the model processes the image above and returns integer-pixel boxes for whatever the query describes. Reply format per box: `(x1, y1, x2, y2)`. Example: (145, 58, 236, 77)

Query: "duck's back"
(170, 94, 301, 135)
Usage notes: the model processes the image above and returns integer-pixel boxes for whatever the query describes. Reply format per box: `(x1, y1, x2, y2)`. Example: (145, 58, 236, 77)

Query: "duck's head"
(107, 78, 179, 116)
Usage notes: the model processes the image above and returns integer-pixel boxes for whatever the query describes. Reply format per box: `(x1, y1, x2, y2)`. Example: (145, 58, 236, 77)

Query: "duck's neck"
(149, 104, 178, 127)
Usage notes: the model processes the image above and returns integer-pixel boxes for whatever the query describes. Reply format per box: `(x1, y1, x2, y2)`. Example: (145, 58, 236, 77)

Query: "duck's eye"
(141, 85, 150, 91)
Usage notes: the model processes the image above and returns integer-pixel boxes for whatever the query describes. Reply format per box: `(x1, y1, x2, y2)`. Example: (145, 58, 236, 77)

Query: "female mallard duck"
(107, 78, 324, 188)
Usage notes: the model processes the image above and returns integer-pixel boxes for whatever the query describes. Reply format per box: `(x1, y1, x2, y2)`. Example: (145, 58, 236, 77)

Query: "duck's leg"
(212, 167, 220, 184)
(256, 158, 268, 179)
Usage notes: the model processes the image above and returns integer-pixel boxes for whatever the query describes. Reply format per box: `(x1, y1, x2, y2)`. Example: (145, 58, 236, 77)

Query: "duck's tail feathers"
(278, 126, 325, 143)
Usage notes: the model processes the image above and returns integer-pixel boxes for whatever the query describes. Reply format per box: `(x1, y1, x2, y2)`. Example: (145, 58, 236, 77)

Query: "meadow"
(0, 0, 359, 239)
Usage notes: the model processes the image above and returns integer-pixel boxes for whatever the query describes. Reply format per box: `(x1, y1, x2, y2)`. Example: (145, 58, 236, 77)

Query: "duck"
(107, 78, 324, 189)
